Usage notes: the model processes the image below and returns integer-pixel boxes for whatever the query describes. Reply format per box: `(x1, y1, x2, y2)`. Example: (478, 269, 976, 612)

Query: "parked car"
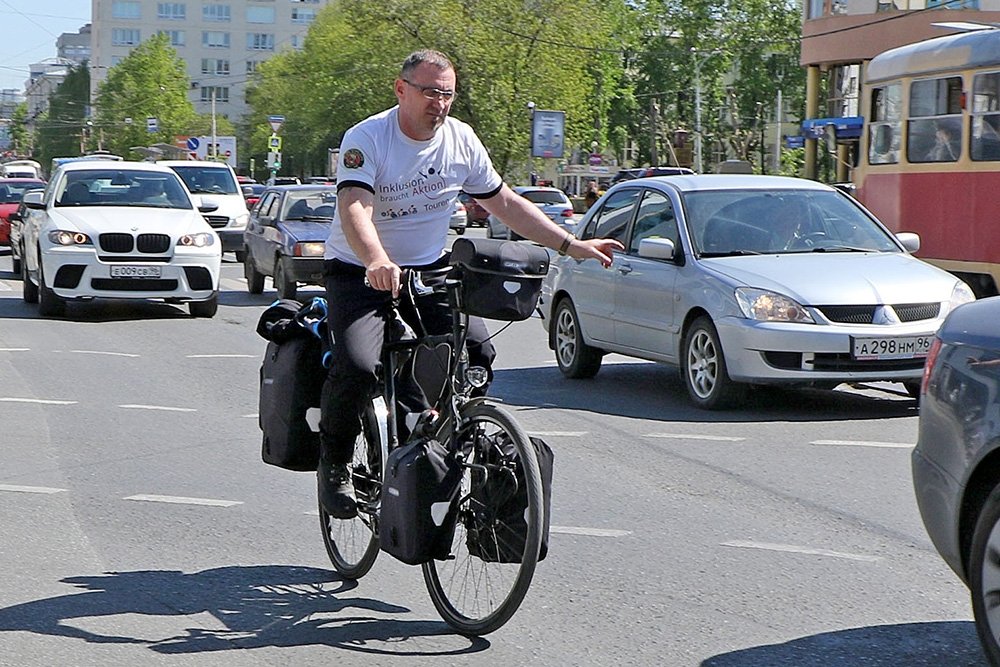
(0, 177, 46, 246)
(243, 185, 337, 299)
(459, 191, 490, 227)
(158, 160, 249, 260)
(539, 174, 976, 409)
(487, 186, 575, 240)
(449, 199, 468, 235)
(912, 295, 1000, 663)
(19, 161, 222, 318)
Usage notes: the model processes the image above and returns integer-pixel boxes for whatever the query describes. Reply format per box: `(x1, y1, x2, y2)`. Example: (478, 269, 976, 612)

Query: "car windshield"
(521, 190, 567, 205)
(169, 166, 239, 194)
(684, 189, 901, 257)
(282, 190, 337, 220)
(54, 170, 193, 209)
(0, 182, 44, 204)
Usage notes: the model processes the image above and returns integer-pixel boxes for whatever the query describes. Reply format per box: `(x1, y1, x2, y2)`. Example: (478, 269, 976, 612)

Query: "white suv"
(19, 161, 222, 318)
(158, 160, 249, 260)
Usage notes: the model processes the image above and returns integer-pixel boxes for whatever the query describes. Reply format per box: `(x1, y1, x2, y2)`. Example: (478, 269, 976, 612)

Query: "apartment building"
(90, 0, 334, 122)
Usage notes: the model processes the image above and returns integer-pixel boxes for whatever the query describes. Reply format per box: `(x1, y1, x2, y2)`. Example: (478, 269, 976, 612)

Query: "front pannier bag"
(449, 237, 549, 321)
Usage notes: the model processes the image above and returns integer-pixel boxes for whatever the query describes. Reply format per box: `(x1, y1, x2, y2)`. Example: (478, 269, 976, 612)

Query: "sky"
(0, 1, 91, 91)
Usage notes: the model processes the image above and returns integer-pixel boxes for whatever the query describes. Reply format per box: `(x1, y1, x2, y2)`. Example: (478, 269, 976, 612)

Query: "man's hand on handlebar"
(365, 261, 402, 298)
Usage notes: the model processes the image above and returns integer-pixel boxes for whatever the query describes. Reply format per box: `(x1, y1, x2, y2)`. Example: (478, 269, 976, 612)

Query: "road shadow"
(491, 363, 919, 423)
(0, 565, 487, 656)
(701, 620, 985, 666)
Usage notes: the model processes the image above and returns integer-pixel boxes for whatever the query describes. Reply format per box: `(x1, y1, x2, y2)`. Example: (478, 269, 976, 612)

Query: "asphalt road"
(0, 231, 987, 666)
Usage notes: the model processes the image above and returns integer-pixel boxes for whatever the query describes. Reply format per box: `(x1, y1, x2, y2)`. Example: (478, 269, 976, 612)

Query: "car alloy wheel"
(682, 316, 744, 409)
(553, 299, 602, 378)
(971, 483, 1000, 664)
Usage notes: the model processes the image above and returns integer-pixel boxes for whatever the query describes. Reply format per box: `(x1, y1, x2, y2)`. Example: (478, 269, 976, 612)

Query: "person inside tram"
(925, 119, 960, 162)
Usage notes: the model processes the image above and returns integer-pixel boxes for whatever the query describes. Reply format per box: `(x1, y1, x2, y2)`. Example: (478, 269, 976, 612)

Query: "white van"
(158, 160, 249, 259)
(1, 159, 42, 179)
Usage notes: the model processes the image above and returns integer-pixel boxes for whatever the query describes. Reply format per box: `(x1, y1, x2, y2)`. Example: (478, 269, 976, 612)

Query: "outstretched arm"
(338, 185, 401, 296)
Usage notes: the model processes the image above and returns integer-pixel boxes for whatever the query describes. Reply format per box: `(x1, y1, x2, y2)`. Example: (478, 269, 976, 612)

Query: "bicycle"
(317, 260, 547, 636)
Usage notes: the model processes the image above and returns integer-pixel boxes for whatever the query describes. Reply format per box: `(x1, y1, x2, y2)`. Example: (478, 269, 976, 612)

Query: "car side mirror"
(196, 195, 220, 213)
(22, 191, 44, 209)
(896, 232, 920, 253)
(637, 237, 676, 261)
(8, 210, 20, 221)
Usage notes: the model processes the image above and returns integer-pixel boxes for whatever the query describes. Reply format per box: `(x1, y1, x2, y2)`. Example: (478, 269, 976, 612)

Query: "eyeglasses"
(402, 79, 456, 102)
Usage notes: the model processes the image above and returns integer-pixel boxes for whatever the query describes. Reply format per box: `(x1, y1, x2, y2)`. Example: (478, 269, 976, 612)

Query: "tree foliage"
(35, 64, 90, 168)
(93, 34, 196, 158)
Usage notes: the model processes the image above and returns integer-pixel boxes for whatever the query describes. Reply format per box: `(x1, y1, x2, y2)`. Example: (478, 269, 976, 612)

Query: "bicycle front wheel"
(320, 401, 384, 579)
(421, 402, 544, 635)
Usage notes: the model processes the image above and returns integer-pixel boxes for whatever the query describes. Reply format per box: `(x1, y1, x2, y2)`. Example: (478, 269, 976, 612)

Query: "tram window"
(909, 77, 963, 117)
(869, 84, 901, 164)
(908, 76, 963, 163)
(972, 72, 1000, 161)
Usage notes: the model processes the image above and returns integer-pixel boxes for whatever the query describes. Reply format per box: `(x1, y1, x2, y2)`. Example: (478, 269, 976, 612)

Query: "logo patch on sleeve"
(343, 148, 365, 169)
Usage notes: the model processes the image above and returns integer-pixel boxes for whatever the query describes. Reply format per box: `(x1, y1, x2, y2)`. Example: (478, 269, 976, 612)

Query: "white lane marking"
(0, 348, 30, 352)
(68, 350, 140, 358)
(721, 540, 881, 562)
(550, 525, 631, 538)
(645, 433, 745, 442)
(118, 404, 197, 412)
(185, 354, 257, 359)
(242, 413, 258, 418)
(0, 484, 65, 494)
(529, 431, 587, 437)
(124, 494, 243, 507)
(0, 397, 78, 405)
(811, 439, 912, 449)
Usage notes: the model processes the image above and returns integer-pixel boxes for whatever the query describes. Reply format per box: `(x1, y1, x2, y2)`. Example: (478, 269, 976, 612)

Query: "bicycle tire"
(421, 402, 544, 635)
(320, 401, 384, 579)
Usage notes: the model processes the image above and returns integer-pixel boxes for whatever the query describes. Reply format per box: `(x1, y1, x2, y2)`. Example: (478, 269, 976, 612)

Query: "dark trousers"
(319, 258, 496, 465)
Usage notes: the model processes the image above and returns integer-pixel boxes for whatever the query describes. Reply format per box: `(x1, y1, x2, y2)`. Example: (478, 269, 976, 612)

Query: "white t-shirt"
(325, 106, 503, 267)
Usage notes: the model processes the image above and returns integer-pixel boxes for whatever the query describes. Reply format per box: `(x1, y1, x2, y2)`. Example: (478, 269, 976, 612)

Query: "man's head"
(395, 50, 456, 141)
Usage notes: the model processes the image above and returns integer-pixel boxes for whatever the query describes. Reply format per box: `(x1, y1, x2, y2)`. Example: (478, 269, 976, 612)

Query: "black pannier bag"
(449, 237, 549, 321)
(256, 298, 328, 471)
(379, 437, 463, 565)
(466, 436, 553, 563)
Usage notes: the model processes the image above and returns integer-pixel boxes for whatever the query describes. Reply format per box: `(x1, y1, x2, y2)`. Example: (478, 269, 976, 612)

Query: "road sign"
(147, 117, 158, 133)
(268, 115, 285, 133)
(186, 137, 200, 151)
(268, 134, 282, 151)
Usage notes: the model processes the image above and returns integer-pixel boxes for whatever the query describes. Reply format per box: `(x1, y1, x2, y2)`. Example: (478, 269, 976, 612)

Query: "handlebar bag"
(465, 436, 553, 563)
(379, 437, 462, 565)
(449, 237, 549, 321)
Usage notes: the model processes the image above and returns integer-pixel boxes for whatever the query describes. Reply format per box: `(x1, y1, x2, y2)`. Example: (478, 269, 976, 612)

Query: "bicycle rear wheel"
(320, 400, 385, 579)
(421, 402, 544, 635)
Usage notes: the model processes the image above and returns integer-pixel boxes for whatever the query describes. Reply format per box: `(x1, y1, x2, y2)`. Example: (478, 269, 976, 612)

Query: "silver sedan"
(538, 174, 975, 409)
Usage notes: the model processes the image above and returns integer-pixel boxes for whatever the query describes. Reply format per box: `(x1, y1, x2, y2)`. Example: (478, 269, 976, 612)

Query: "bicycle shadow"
(490, 363, 918, 423)
(700, 620, 985, 666)
(0, 565, 488, 656)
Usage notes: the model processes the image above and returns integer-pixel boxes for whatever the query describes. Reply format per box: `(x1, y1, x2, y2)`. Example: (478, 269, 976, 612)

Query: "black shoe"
(318, 460, 357, 519)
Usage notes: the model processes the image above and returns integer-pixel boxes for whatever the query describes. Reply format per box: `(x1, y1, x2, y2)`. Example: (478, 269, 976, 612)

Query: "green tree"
(35, 63, 90, 167)
(8, 102, 30, 157)
(94, 34, 196, 157)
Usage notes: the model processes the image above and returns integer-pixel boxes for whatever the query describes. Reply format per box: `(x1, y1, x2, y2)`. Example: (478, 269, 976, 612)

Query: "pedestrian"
(584, 180, 600, 210)
(317, 49, 623, 518)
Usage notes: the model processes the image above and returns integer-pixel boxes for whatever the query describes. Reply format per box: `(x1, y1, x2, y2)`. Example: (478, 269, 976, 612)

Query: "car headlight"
(177, 232, 216, 248)
(944, 280, 976, 315)
(232, 212, 249, 228)
(47, 230, 92, 246)
(293, 241, 325, 257)
(735, 287, 815, 323)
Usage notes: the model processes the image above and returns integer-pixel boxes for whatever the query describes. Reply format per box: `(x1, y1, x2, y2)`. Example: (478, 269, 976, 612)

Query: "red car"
(0, 178, 46, 245)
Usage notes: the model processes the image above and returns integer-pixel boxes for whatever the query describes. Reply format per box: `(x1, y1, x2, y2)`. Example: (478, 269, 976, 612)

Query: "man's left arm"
(477, 185, 621, 267)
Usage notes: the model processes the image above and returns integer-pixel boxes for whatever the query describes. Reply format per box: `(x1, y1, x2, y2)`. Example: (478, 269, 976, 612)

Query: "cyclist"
(319, 49, 623, 518)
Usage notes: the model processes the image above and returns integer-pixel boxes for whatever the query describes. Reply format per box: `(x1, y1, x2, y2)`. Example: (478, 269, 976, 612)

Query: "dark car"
(243, 185, 337, 299)
(913, 295, 1000, 663)
(459, 191, 489, 227)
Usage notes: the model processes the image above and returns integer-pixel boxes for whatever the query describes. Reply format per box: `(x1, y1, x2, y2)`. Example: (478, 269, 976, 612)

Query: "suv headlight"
(735, 287, 815, 323)
(177, 232, 216, 248)
(232, 212, 249, 228)
(943, 280, 976, 315)
(47, 230, 92, 246)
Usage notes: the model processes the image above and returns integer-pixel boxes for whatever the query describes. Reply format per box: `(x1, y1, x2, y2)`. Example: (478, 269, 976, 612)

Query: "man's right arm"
(338, 185, 401, 296)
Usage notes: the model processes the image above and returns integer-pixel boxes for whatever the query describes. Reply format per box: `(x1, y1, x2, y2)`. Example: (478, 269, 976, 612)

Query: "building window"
(111, 29, 141, 46)
(157, 2, 186, 19)
(247, 6, 276, 23)
(291, 8, 317, 23)
(907, 76, 963, 163)
(201, 58, 230, 75)
(927, 0, 979, 7)
(200, 86, 229, 103)
(806, 0, 823, 19)
(246, 60, 261, 74)
(203, 4, 231, 22)
(112, 1, 141, 19)
(157, 30, 185, 47)
(868, 83, 901, 165)
(202, 31, 230, 48)
(291, 0, 320, 3)
(247, 33, 275, 51)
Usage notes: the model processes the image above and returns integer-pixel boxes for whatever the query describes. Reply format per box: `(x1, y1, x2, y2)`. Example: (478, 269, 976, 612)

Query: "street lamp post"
(526, 101, 535, 184)
(692, 48, 721, 174)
